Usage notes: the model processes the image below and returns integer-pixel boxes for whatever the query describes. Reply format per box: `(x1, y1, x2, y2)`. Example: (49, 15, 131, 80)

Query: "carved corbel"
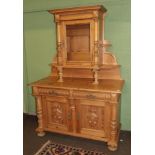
(111, 93, 118, 102)
(32, 86, 39, 96)
(55, 14, 60, 23)
(93, 10, 99, 20)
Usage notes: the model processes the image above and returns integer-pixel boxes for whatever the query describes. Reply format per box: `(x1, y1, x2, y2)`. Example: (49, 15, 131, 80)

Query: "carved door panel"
(77, 99, 109, 138)
(43, 96, 69, 132)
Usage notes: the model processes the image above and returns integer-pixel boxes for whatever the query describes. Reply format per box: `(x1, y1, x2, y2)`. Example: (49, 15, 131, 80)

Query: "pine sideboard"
(30, 5, 124, 151)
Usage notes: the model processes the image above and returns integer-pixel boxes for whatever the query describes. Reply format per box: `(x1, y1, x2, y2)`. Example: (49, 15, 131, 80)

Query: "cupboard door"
(43, 96, 69, 132)
(77, 99, 109, 138)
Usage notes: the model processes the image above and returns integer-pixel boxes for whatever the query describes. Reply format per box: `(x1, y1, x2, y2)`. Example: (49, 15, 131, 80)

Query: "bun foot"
(108, 145, 117, 151)
(37, 131, 45, 137)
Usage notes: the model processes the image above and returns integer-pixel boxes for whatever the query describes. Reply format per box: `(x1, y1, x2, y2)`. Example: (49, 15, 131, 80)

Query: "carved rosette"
(32, 86, 39, 96)
(51, 103, 64, 124)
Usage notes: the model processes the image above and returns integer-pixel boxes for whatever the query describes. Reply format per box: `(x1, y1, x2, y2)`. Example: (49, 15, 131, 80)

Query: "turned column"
(56, 15, 63, 82)
(33, 87, 45, 136)
(92, 11, 99, 84)
(108, 102, 119, 151)
(69, 90, 77, 133)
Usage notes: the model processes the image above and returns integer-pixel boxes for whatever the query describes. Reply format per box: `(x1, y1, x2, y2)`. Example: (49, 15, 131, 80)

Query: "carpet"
(34, 140, 106, 155)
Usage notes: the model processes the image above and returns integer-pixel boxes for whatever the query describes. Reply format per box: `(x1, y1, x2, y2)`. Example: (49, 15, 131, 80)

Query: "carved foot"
(37, 131, 45, 137)
(108, 145, 117, 151)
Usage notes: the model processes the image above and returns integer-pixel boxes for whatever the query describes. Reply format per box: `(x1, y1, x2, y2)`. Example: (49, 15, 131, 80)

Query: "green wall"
(23, 0, 131, 130)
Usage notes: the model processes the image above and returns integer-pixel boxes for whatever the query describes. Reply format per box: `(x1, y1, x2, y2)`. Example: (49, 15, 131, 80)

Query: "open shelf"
(66, 23, 91, 61)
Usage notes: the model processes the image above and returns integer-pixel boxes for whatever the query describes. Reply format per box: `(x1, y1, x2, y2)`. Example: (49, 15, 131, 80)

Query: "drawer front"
(73, 90, 112, 101)
(38, 88, 69, 96)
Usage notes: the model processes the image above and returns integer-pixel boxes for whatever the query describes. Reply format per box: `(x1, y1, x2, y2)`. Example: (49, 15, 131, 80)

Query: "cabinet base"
(38, 128, 120, 151)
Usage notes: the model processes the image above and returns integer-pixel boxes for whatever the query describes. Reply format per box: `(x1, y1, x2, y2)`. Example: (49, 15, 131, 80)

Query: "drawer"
(73, 90, 112, 100)
(38, 88, 69, 96)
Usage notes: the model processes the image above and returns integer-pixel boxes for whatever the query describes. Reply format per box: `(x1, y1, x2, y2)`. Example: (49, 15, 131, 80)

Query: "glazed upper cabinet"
(30, 5, 124, 151)
(49, 5, 107, 84)
(66, 22, 92, 62)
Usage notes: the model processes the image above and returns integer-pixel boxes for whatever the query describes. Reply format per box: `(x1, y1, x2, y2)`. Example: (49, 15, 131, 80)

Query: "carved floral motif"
(87, 107, 99, 129)
(51, 103, 64, 124)
(86, 106, 105, 130)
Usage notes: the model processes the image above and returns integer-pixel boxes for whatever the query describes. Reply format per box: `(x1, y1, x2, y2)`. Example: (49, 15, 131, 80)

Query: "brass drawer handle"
(86, 94, 96, 99)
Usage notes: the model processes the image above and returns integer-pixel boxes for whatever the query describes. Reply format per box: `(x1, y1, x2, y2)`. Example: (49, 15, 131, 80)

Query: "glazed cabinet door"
(76, 99, 111, 139)
(42, 96, 70, 132)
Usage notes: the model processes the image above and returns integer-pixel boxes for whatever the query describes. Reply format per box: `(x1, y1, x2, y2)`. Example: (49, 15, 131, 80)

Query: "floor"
(23, 114, 131, 155)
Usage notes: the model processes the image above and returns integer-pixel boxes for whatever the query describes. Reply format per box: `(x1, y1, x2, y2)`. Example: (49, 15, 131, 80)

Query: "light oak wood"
(30, 5, 124, 151)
